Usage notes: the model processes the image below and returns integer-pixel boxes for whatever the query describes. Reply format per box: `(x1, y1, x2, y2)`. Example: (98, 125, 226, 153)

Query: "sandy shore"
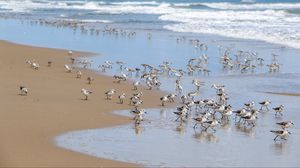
(0, 40, 165, 167)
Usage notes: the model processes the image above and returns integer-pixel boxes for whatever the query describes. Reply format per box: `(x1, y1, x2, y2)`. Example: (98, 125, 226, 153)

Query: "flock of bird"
(20, 19, 294, 142)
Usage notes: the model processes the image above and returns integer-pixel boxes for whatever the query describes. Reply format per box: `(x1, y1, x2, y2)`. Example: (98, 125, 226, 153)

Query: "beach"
(1, 0, 300, 167)
(0, 40, 164, 167)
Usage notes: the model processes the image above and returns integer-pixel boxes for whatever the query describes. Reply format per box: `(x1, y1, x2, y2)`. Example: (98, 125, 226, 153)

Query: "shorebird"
(87, 76, 94, 84)
(160, 95, 169, 106)
(19, 86, 28, 96)
(174, 107, 188, 122)
(64, 64, 72, 73)
(192, 79, 205, 91)
(244, 101, 255, 110)
(81, 88, 92, 100)
(241, 110, 259, 126)
(204, 119, 220, 133)
(276, 121, 294, 129)
(187, 91, 198, 100)
(113, 74, 127, 83)
(133, 81, 141, 90)
(118, 93, 126, 104)
(273, 105, 284, 116)
(76, 70, 82, 78)
(167, 93, 177, 103)
(47, 61, 52, 67)
(259, 100, 271, 111)
(270, 130, 291, 141)
(68, 50, 73, 55)
(105, 89, 116, 100)
(193, 112, 211, 129)
(233, 108, 247, 122)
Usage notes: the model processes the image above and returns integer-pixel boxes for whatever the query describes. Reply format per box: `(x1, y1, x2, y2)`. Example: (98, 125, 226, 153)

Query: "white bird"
(204, 119, 220, 133)
(118, 93, 126, 104)
(259, 100, 271, 111)
(273, 105, 284, 116)
(270, 130, 291, 141)
(81, 88, 92, 100)
(105, 89, 116, 100)
(68, 50, 73, 55)
(76, 70, 82, 78)
(19, 86, 28, 96)
(276, 121, 294, 129)
(64, 64, 72, 73)
(160, 95, 169, 106)
(133, 81, 141, 90)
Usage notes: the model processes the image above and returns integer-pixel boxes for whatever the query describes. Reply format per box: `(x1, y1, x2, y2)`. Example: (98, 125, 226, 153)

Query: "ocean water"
(0, 0, 300, 49)
(1, 0, 300, 167)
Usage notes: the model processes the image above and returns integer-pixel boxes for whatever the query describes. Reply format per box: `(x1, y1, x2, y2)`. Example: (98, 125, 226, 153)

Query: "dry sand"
(0, 40, 166, 167)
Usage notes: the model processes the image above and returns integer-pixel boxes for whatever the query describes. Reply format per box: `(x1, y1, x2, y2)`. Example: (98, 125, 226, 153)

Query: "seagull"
(276, 121, 294, 129)
(81, 88, 92, 100)
(270, 130, 291, 141)
(19, 86, 28, 96)
(273, 105, 284, 116)
(259, 100, 271, 111)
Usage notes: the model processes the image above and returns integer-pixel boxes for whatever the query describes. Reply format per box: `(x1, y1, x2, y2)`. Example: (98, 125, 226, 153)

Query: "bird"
(204, 119, 220, 133)
(174, 107, 188, 122)
(68, 50, 73, 55)
(76, 70, 82, 78)
(276, 121, 294, 129)
(167, 93, 177, 102)
(160, 95, 169, 106)
(105, 89, 116, 100)
(273, 105, 284, 116)
(244, 101, 255, 110)
(47, 61, 52, 67)
(259, 100, 271, 111)
(19, 86, 28, 96)
(133, 81, 141, 90)
(118, 93, 126, 104)
(81, 88, 92, 100)
(87, 76, 94, 84)
(64, 64, 72, 73)
(270, 130, 291, 141)
(187, 91, 198, 100)
(193, 112, 211, 129)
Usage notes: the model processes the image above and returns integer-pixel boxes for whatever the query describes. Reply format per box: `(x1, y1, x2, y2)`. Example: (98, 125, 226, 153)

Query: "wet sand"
(0, 40, 165, 167)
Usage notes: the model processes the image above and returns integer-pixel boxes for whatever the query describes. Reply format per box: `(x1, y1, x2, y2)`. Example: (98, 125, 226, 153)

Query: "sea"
(1, 0, 300, 167)
(0, 0, 300, 49)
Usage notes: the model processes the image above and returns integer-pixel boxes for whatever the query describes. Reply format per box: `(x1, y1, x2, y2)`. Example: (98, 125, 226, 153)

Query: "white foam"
(202, 2, 300, 10)
(160, 9, 300, 49)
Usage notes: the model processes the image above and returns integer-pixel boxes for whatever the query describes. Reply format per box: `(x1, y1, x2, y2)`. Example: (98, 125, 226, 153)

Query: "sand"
(0, 40, 165, 167)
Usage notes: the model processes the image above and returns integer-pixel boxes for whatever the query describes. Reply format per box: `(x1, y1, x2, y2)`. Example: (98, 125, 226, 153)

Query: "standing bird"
(118, 93, 126, 104)
(76, 70, 82, 78)
(105, 89, 116, 100)
(81, 88, 92, 100)
(244, 101, 255, 110)
(19, 86, 28, 96)
(270, 130, 291, 141)
(160, 95, 169, 106)
(87, 76, 94, 84)
(133, 81, 141, 90)
(259, 100, 271, 111)
(47, 61, 52, 67)
(273, 105, 284, 116)
(204, 119, 220, 133)
(276, 121, 294, 129)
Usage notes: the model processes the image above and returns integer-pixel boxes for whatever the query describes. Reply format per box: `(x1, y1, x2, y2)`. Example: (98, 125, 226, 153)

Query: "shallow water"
(1, 17, 300, 167)
(56, 73, 300, 167)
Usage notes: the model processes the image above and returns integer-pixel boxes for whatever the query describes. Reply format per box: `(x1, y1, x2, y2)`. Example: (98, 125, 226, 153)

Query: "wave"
(160, 9, 300, 49)
(202, 2, 300, 10)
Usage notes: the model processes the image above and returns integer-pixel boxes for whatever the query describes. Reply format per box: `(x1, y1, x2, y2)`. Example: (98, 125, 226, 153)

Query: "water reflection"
(271, 141, 288, 156)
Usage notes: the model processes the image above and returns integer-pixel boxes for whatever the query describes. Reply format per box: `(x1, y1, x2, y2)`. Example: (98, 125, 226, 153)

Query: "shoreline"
(0, 40, 167, 167)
